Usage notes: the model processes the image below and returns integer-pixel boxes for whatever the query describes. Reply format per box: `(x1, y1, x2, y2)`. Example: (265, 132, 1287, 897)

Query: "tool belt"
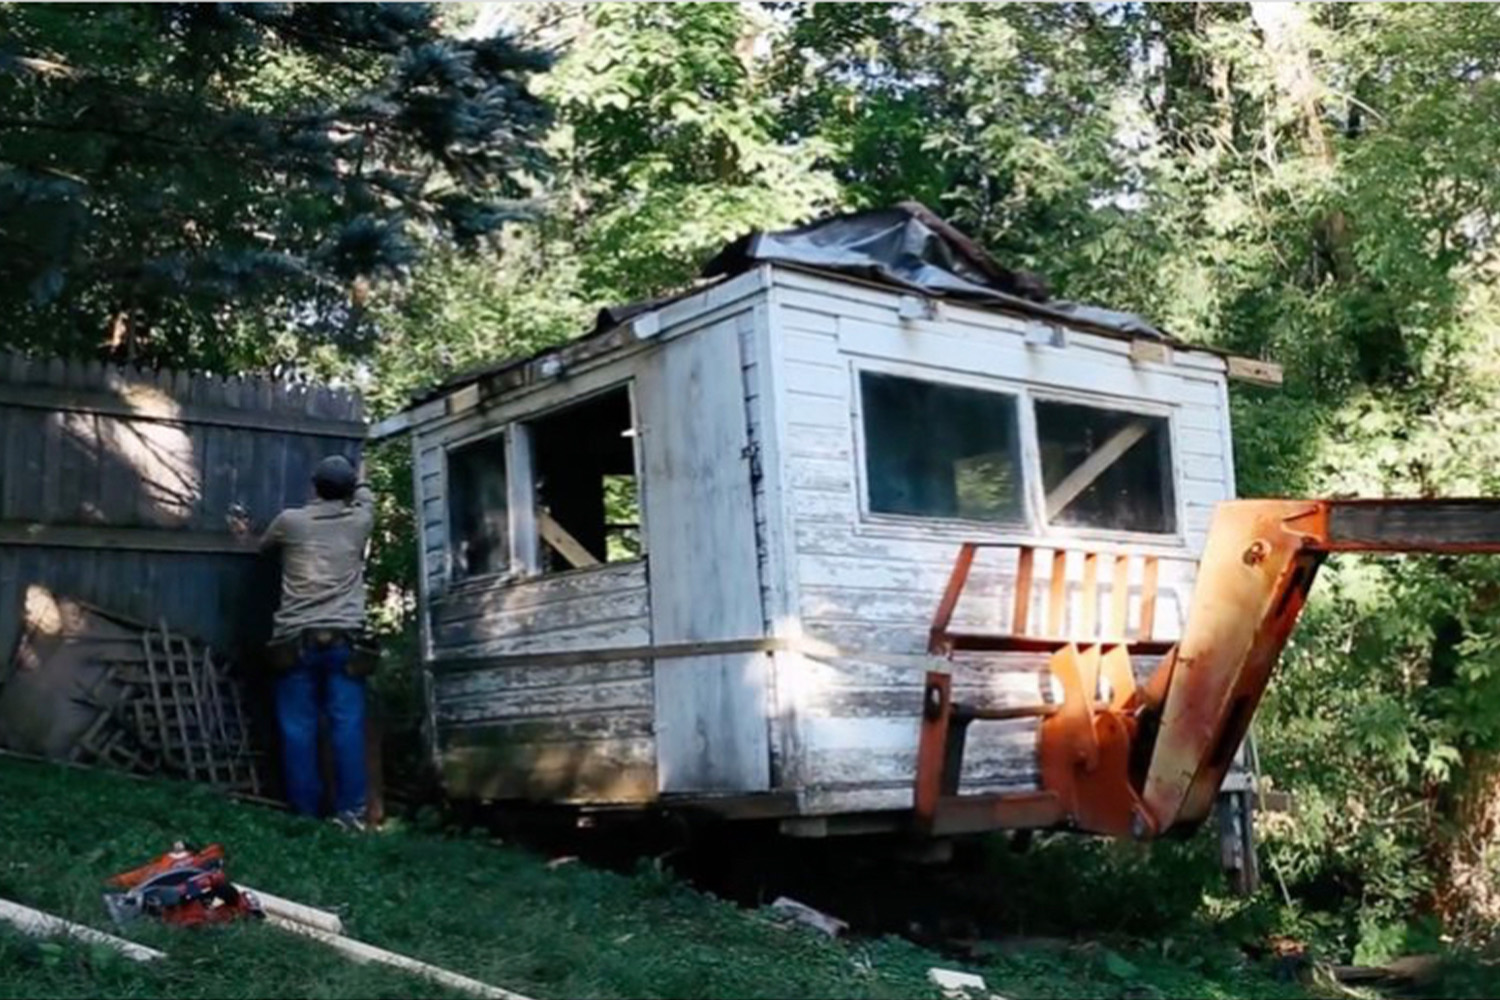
(266, 628, 380, 677)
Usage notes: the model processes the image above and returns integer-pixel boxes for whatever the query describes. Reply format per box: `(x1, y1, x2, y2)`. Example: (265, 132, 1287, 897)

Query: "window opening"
(447, 433, 509, 580)
(529, 386, 640, 573)
(860, 371, 1025, 524)
(1036, 400, 1175, 534)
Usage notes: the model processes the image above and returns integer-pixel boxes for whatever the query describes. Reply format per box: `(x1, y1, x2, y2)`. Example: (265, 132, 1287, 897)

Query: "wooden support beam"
(1110, 554, 1130, 641)
(1047, 550, 1067, 636)
(1044, 419, 1151, 521)
(1011, 547, 1034, 636)
(0, 521, 258, 555)
(1080, 552, 1098, 638)
(265, 914, 532, 1000)
(536, 509, 599, 569)
(0, 897, 165, 962)
(235, 886, 343, 935)
(1139, 556, 1159, 640)
(0, 383, 365, 439)
(1226, 356, 1283, 387)
(435, 636, 818, 675)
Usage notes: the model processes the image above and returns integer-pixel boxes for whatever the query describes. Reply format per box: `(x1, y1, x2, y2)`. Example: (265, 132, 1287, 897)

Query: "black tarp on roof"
(702, 201, 1165, 339)
(409, 202, 1168, 406)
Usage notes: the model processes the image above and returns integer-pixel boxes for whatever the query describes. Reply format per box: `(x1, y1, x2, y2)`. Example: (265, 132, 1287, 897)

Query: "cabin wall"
(763, 267, 1236, 816)
(407, 269, 780, 803)
(414, 368, 656, 802)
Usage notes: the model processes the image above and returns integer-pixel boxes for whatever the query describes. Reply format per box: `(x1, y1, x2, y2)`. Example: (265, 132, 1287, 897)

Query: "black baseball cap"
(312, 455, 357, 494)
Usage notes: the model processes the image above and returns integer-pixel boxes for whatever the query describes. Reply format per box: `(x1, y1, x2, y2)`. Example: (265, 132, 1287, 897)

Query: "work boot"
(331, 810, 367, 833)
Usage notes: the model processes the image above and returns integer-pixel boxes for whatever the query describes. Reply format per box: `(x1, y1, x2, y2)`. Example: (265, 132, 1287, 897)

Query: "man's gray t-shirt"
(260, 486, 375, 640)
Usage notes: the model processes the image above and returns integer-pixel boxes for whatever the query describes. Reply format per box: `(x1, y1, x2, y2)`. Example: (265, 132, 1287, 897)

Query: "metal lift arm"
(1136, 498, 1500, 838)
(914, 498, 1500, 841)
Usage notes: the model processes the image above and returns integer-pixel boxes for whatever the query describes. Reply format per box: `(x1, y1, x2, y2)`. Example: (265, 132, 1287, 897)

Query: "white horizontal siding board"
(781, 330, 841, 365)
(1177, 426, 1225, 457)
(444, 618, 652, 658)
(782, 359, 846, 400)
(784, 393, 848, 431)
(793, 488, 856, 522)
(771, 264, 1227, 376)
(786, 423, 851, 461)
(1176, 403, 1226, 432)
(437, 562, 647, 618)
(434, 588, 649, 647)
(1181, 478, 1232, 506)
(777, 305, 839, 336)
(1181, 453, 1229, 483)
(836, 318, 1221, 408)
(438, 677, 654, 724)
(435, 660, 652, 701)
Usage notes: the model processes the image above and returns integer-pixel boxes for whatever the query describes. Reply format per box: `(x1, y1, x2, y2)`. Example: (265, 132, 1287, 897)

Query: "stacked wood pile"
(0, 586, 270, 795)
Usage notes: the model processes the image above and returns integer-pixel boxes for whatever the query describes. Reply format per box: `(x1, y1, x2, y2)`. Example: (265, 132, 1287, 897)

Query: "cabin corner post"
(754, 279, 808, 796)
(409, 430, 443, 779)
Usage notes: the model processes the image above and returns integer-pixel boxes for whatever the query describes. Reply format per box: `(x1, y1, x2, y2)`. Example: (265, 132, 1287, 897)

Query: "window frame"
(442, 423, 514, 586)
(849, 358, 1186, 546)
(850, 358, 1037, 534)
(441, 380, 647, 590)
(1028, 387, 1185, 544)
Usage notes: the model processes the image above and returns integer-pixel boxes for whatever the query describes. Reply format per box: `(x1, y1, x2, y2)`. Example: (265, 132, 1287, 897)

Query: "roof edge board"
(767, 262, 1281, 385)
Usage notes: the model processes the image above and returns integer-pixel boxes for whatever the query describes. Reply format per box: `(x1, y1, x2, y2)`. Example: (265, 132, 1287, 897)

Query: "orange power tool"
(104, 842, 263, 927)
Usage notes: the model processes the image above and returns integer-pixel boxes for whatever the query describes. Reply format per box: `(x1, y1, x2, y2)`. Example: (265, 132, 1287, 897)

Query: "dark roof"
(703, 201, 1165, 338)
(410, 203, 1170, 406)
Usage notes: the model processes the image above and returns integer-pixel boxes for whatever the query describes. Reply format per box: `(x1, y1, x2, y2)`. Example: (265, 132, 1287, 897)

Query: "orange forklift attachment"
(916, 499, 1500, 840)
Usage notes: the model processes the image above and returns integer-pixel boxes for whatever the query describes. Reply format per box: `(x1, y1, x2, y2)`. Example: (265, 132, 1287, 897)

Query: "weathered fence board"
(0, 352, 364, 667)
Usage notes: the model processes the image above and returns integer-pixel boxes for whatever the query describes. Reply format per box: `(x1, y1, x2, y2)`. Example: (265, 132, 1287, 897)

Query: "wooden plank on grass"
(264, 914, 532, 1000)
(0, 897, 165, 962)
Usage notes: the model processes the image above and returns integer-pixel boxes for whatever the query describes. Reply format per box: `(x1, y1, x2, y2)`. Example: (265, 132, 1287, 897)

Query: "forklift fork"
(915, 499, 1500, 843)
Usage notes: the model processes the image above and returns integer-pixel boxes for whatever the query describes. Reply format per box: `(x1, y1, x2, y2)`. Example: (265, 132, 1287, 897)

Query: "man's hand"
(227, 504, 252, 538)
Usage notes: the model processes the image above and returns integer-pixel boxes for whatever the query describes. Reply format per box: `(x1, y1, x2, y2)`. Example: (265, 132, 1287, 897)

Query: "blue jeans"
(274, 640, 367, 817)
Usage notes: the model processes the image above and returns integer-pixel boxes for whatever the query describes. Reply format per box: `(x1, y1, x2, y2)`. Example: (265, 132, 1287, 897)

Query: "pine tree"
(0, 3, 550, 366)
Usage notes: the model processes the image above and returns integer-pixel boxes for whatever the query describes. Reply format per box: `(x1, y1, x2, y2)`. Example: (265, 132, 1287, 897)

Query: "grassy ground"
(0, 757, 1315, 999)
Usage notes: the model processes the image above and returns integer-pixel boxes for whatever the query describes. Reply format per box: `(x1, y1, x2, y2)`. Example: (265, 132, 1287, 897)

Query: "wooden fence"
(0, 352, 366, 667)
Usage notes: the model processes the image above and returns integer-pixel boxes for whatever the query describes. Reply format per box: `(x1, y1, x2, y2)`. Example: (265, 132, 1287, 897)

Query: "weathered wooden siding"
(425, 544, 654, 802)
(794, 649, 1163, 814)
(432, 656, 655, 803)
(431, 562, 651, 658)
(413, 268, 780, 803)
(0, 352, 363, 665)
(763, 267, 1235, 815)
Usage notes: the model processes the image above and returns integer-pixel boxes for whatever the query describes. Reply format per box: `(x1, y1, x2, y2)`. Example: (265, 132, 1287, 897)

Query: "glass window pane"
(860, 372, 1024, 524)
(448, 434, 509, 579)
(1036, 400, 1175, 534)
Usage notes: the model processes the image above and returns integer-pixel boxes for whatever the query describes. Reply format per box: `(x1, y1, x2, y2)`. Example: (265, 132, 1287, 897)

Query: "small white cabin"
(373, 207, 1271, 835)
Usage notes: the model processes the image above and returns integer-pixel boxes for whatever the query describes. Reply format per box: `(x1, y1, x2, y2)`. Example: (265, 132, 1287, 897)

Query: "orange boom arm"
(915, 499, 1500, 841)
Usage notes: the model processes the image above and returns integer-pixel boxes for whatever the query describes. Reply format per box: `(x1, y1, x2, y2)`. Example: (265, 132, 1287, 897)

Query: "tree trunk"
(1436, 755, 1500, 944)
(1248, 2, 1359, 283)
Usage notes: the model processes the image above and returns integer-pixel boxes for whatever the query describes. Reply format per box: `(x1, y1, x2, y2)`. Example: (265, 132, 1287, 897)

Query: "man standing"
(259, 454, 375, 828)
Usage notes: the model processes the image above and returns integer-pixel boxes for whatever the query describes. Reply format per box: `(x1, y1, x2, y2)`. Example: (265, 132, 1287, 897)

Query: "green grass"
(0, 758, 1312, 999)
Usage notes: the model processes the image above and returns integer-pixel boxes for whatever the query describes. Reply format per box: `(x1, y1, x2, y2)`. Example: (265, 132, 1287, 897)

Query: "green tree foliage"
(771, 3, 1147, 298)
(0, 3, 549, 367)
(540, 2, 838, 302)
